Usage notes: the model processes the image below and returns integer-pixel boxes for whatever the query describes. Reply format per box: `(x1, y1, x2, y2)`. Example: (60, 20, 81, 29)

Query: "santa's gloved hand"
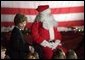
(52, 40, 61, 50)
(49, 42, 55, 47)
(40, 40, 52, 48)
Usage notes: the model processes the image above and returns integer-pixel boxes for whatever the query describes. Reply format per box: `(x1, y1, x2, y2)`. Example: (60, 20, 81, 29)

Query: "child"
(25, 46, 39, 59)
(1, 45, 7, 59)
(1, 45, 10, 59)
(6, 13, 29, 59)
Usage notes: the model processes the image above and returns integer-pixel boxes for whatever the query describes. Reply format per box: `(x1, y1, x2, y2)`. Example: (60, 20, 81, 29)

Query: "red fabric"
(36, 5, 49, 12)
(31, 22, 62, 44)
(31, 22, 63, 59)
(42, 47, 53, 59)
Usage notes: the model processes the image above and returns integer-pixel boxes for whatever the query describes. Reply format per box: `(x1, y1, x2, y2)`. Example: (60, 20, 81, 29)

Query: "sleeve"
(12, 33, 25, 52)
(31, 22, 44, 44)
(11, 30, 27, 53)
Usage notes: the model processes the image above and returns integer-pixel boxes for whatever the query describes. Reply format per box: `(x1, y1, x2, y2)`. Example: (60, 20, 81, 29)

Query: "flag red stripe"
(1, 6, 84, 15)
(58, 20, 84, 27)
(52, 6, 84, 14)
(1, 20, 84, 28)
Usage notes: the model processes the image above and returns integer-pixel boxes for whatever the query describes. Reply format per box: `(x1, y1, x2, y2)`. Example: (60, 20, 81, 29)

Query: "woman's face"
(18, 21, 27, 30)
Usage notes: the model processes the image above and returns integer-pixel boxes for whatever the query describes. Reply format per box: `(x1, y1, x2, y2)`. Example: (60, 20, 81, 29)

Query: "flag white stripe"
(1, 1, 84, 8)
(1, 26, 84, 32)
(54, 13, 84, 22)
(1, 13, 84, 22)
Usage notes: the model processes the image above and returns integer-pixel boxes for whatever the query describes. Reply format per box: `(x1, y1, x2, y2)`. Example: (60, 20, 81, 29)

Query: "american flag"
(1, 1, 84, 32)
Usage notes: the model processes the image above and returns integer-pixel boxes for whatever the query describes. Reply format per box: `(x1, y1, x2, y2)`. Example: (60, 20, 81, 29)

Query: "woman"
(6, 13, 29, 59)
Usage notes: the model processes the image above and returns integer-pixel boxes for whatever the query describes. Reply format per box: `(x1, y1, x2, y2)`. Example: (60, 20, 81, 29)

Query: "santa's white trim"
(49, 27, 55, 41)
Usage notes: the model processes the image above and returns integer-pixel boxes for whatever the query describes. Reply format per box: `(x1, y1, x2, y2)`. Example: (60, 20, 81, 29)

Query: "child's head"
(53, 48, 66, 59)
(1, 45, 6, 59)
(25, 52, 39, 59)
(14, 13, 27, 30)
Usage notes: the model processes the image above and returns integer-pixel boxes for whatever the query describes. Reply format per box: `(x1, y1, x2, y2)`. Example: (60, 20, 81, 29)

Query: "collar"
(15, 26, 22, 31)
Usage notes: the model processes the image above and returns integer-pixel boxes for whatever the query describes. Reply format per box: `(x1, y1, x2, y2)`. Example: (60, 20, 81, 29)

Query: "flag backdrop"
(1, 1, 84, 32)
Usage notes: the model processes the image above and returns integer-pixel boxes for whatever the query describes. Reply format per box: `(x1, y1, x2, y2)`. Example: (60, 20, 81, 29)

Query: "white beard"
(35, 13, 57, 30)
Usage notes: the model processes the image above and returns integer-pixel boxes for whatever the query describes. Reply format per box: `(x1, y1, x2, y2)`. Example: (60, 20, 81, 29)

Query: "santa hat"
(36, 5, 49, 12)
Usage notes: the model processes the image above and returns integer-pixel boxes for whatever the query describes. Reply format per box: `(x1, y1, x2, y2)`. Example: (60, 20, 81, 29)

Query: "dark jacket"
(6, 26, 28, 59)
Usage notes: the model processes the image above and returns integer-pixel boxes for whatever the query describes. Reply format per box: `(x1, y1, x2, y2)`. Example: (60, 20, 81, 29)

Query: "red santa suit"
(31, 5, 67, 59)
(32, 22, 67, 59)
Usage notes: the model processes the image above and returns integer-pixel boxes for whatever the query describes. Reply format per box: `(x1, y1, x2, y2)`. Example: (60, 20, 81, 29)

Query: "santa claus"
(31, 5, 67, 59)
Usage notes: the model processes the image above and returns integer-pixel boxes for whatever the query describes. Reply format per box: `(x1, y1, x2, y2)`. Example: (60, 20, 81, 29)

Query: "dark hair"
(14, 13, 27, 26)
